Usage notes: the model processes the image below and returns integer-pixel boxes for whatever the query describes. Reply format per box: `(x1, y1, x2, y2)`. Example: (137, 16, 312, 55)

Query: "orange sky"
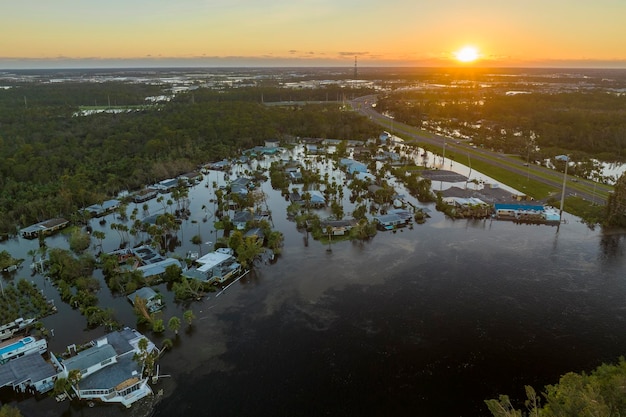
(2, 1, 626, 68)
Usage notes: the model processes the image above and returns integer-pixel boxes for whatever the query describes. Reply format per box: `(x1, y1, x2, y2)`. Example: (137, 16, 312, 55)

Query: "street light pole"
(442, 138, 446, 169)
(559, 156, 569, 223)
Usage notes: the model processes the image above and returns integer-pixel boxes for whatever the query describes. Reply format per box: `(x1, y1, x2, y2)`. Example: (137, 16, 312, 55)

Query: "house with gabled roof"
(0, 350, 61, 394)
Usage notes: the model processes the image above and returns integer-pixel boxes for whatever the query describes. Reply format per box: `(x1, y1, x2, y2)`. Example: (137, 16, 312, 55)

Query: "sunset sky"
(2, 0, 626, 69)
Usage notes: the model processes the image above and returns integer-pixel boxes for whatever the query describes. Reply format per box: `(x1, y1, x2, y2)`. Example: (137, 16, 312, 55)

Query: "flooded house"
(21, 218, 70, 239)
(182, 249, 241, 284)
(59, 328, 159, 408)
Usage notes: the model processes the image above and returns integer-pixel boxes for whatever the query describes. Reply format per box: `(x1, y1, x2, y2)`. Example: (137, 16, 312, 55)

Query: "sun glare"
(455, 46, 479, 63)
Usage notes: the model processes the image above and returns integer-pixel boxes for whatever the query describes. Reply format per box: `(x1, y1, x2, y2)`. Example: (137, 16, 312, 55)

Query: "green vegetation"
(0, 84, 379, 235)
(0, 278, 56, 324)
(47, 248, 120, 329)
(0, 250, 22, 271)
(0, 404, 23, 417)
(379, 89, 626, 162)
(486, 357, 626, 417)
(606, 173, 626, 227)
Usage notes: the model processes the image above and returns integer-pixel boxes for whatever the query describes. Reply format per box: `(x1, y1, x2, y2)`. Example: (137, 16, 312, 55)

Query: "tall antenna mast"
(354, 56, 357, 80)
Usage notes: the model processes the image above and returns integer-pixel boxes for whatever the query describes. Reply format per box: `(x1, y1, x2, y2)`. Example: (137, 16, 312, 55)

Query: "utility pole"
(559, 156, 569, 223)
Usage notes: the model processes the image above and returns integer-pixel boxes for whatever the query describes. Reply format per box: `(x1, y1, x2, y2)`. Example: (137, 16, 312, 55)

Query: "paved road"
(351, 95, 612, 204)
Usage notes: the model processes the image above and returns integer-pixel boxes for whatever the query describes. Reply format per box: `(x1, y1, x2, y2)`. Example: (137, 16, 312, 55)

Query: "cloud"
(338, 51, 369, 57)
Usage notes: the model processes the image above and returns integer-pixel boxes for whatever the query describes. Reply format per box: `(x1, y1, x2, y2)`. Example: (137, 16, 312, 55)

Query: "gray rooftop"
(63, 344, 116, 372)
(0, 354, 58, 388)
(127, 287, 158, 305)
(79, 352, 142, 391)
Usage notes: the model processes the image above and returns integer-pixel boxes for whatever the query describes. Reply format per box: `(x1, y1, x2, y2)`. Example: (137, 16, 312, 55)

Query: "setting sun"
(455, 46, 480, 63)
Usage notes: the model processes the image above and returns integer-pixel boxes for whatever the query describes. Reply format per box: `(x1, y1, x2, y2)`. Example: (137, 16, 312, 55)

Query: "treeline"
(0, 84, 380, 235)
(486, 357, 626, 417)
(377, 89, 626, 161)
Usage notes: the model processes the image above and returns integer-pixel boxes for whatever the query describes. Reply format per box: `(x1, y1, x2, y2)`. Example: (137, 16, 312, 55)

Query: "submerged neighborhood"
(0, 130, 573, 410)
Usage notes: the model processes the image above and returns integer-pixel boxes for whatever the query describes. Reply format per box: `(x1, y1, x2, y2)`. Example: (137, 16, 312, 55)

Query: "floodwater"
(2, 155, 626, 417)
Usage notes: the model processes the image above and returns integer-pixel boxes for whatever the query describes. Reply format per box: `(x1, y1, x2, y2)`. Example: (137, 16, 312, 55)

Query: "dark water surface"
(147, 214, 626, 417)
(3, 169, 626, 417)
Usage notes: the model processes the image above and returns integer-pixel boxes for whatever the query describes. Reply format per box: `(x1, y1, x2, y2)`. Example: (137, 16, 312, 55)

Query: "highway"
(350, 95, 612, 205)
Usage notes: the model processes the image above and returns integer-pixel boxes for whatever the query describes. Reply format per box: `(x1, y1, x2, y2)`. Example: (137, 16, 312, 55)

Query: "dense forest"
(0, 83, 379, 235)
(377, 89, 626, 163)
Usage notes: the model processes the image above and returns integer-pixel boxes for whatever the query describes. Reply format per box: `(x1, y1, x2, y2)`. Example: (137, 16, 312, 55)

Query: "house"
(306, 190, 326, 208)
(386, 209, 414, 223)
(339, 158, 368, 174)
(178, 171, 203, 186)
(0, 351, 61, 394)
(319, 219, 358, 236)
(84, 199, 120, 218)
(152, 178, 180, 194)
(233, 211, 253, 230)
(289, 192, 302, 204)
(137, 258, 185, 280)
(127, 287, 163, 313)
(373, 214, 405, 230)
(132, 189, 158, 204)
(230, 177, 252, 196)
(288, 170, 303, 183)
(21, 218, 70, 239)
(244, 227, 265, 242)
(109, 246, 186, 279)
(354, 172, 375, 183)
(204, 160, 230, 171)
(264, 140, 280, 148)
(182, 250, 241, 284)
(60, 328, 158, 408)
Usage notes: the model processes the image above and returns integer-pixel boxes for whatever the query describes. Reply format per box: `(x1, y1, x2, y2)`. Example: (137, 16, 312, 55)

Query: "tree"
(152, 318, 165, 333)
(183, 310, 195, 327)
(52, 377, 72, 399)
(168, 316, 181, 335)
(161, 338, 173, 353)
(69, 229, 91, 253)
(134, 337, 158, 377)
(0, 405, 23, 417)
(92, 230, 106, 252)
(606, 172, 626, 227)
(67, 369, 82, 398)
(163, 264, 182, 284)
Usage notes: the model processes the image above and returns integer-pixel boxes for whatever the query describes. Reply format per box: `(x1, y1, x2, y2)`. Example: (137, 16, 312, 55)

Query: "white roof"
(196, 251, 233, 272)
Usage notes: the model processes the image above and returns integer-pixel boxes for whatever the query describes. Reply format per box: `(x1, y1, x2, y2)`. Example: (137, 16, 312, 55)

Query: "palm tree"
(168, 316, 181, 335)
(67, 369, 82, 399)
(183, 310, 195, 327)
(326, 226, 333, 252)
(52, 377, 72, 400)
(161, 338, 173, 354)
